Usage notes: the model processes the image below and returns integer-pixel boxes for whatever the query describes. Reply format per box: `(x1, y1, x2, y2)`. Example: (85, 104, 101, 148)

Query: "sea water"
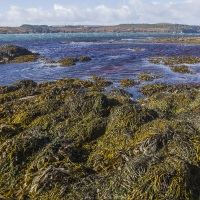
(0, 32, 200, 86)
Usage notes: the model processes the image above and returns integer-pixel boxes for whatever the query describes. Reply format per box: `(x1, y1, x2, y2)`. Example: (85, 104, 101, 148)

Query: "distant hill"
(1, 23, 200, 34)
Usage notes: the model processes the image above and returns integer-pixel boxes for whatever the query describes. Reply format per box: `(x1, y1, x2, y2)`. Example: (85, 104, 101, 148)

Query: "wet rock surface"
(0, 77, 200, 199)
(59, 56, 91, 67)
(0, 44, 38, 64)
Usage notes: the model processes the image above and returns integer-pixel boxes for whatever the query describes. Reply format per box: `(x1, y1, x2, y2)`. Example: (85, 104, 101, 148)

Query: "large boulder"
(0, 44, 36, 63)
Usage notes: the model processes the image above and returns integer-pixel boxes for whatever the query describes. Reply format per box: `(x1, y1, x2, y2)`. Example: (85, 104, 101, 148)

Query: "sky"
(0, 0, 199, 26)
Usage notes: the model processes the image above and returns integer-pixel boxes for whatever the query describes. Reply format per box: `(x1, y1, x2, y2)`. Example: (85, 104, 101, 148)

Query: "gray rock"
(0, 44, 35, 63)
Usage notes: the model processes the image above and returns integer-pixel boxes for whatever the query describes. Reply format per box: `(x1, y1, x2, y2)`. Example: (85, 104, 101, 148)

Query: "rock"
(120, 78, 140, 87)
(0, 44, 37, 63)
(78, 56, 91, 62)
(59, 57, 78, 66)
(59, 56, 91, 67)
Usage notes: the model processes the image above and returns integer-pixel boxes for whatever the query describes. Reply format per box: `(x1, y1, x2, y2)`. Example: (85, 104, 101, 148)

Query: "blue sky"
(0, 0, 199, 26)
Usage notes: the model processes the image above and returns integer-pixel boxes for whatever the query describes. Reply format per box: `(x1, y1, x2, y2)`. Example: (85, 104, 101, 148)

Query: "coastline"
(0, 35, 200, 199)
(1, 23, 200, 34)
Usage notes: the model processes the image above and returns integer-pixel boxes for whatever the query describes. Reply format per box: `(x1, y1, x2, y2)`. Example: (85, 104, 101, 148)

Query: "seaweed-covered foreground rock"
(0, 78, 200, 199)
(0, 44, 38, 63)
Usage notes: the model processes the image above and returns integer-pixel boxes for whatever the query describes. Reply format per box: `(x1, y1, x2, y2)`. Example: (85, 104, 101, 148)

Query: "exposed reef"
(137, 71, 163, 82)
(0, 44, 39, 64)
(138, 72, 155, 81)
(0, 77, 200, 199)
(149, 56, 200, 74)
(59, 56, 91, 67)
(0, 45, 92, 66)
(171, 65, 197, 74)
(154, 36, 200, 44)
(120, 78, 140, 87)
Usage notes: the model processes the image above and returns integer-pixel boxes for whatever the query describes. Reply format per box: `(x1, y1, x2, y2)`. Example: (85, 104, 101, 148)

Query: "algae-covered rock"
(59, 56, 91, 66)
(103, 119, 200, 200)
(107, 88, 134, 104)
(120, 78, 140, 87)
(87, 104, 158, 173)
(0, 78, 200, 199)
(78, 56, 91, 62)
(0, 44, 38, 63)
(91, 76, 112, 87)
(140, 83, 168, 95)
(128, 156, 200, 200)
(171, 65, 196, 74)
(149, 56, 200, 75)
(11, 54, 38, 63)
(149, 56, 200, 66)
(138, 72, 155, 81)
(59, 57, 78, 66)
(140, 83, 200, 121)
(0, 44, 33, 57)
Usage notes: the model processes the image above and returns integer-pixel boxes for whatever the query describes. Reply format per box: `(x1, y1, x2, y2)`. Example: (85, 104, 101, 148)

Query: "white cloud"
(128, 0, 200, 25)
(53, 4, 78, 18)
(1, 1, 200, 26)
(93, 5, 131, 22)
(1, 4, 132, 26)
(6, 5, 52, 25)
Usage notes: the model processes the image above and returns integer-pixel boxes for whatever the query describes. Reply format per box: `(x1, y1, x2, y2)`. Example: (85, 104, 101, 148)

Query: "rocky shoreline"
(0, 38, 200, 199)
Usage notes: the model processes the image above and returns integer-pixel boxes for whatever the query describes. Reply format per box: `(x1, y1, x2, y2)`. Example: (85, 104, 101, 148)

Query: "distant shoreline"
(1, 23, 200, 34)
